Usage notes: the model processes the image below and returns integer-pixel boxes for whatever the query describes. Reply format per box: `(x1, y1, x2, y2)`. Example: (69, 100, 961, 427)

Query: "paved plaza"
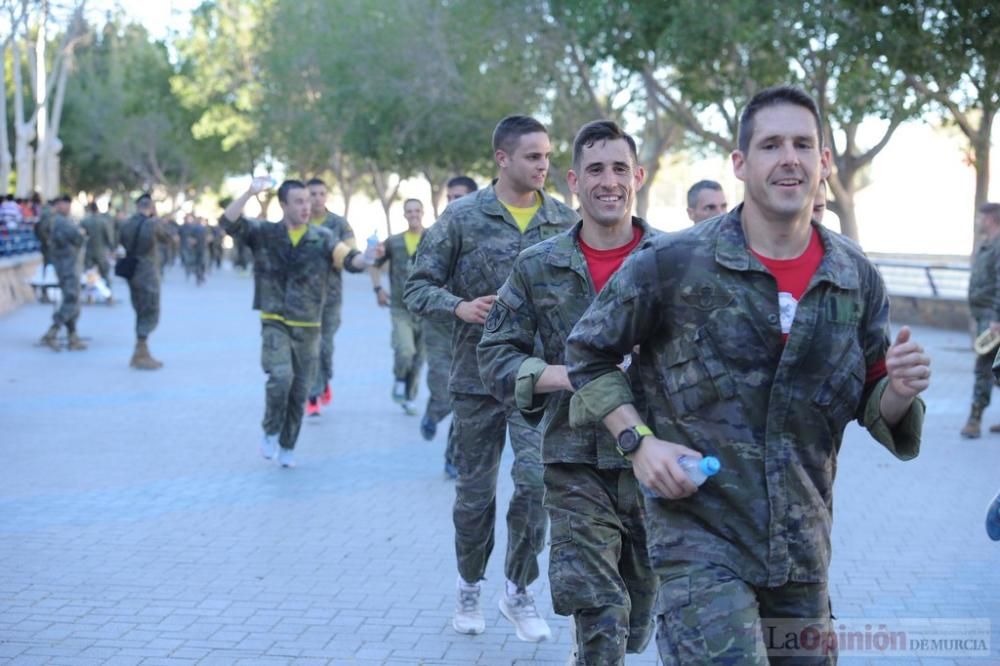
(1, 262, 998, 665)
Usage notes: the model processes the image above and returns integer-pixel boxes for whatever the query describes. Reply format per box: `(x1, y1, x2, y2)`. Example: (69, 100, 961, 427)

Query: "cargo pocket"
(660, 328, 736, 418)
(655, 574, 709, 665)
(547, 514, 607, 616)
(811, 343, 865, 428)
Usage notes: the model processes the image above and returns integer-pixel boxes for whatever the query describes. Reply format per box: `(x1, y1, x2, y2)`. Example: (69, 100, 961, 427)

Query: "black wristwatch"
(616, 425, 653, 457)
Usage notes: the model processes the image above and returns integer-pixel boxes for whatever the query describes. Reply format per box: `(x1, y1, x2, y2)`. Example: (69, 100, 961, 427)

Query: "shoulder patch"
(484, 300, 509, 334)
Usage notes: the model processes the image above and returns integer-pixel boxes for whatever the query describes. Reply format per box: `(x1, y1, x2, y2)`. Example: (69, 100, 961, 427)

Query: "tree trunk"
(11, 25, 35, 197)
(424, 171, 444, 219)
(0, 46, 11, 190)
(826, 172, 859, 241)
(972, 126, 993, 245)
(368, 161, 401, 237)
(33, 2, 49, 198)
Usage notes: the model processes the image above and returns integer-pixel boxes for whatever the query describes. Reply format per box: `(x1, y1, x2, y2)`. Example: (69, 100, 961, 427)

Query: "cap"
(699, 456, 721, 477)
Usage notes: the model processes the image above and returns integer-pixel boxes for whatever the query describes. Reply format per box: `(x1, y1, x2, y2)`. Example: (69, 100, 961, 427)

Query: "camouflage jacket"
(34, 205, 53, 259)
(119, 213, 173, 285)
(565, 206, 925, 586)
(404, 184, 578, 394)
(967, 234, 1000, 319)
(375, 230, 421, 311)
(478, 219, 656, 468)
(80, 214, 115, 255)
(314, 211, 356, 297)
(48, 213, 85, 275)
(221, 215, 363, 325)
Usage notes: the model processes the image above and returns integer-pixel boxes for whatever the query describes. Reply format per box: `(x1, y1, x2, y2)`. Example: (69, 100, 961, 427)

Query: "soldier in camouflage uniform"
(685, 179, 728, 224)
(119, 194, 174, 369)
(305, 177, 357, 416)
(404, 116, 577, 642)
(39, 195, 87, 351)
(565, 87, 930, 664)
(421, 177, 479, 479)
(371, 198, 426, 415)
(179, 214, 209, 285)
(479, 121, 658, 665)
(222, 179, 367, 468)
(80, 202, 116, 299)
(960, 202, 1000, 438)
(209, 222, 224, 269)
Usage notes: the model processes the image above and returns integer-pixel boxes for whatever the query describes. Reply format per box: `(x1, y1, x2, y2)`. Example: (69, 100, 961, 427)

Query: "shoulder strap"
(128, 217, 148, 255)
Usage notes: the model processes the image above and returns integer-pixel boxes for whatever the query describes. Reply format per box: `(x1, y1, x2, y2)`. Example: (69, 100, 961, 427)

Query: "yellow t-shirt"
(502, 193, 541, 233)
(403, 230, 423, 256)
(310, 215, 326, 226)
(261, 225, 317, 326)
(288, 224, 308, 247)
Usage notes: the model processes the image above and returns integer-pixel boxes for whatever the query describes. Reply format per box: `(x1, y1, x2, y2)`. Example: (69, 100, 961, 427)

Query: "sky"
(87, 0, 202, 41)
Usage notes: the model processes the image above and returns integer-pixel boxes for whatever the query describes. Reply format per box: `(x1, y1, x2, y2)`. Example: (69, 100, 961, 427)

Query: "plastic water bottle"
(641, 455, 721, 499)
(363, 232, 379, 266)
(251, 176, 275, 191)
(679, 455, 721, 486)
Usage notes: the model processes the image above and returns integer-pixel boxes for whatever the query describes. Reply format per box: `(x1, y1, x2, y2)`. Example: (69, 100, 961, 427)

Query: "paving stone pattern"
(1, 265, 997, 665)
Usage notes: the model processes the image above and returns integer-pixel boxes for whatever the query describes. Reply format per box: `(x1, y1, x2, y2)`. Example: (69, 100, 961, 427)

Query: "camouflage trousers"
(52, 265, 81, 328)
(972, 316, 998, 409)
(128, 279, 160, 338)
(544, 463, 655, 665)
(422, 316, 454, 423)
(261, 321, 320, 450)
(452, 392, 546, 587)
(309, 291, 342, 399)
(85, 251, 112, 291)
(655, 560, 835, 665)
(391, 307, 423, 401)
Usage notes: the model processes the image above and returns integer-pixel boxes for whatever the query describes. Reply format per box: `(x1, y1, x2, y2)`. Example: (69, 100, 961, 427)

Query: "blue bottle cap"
(699, 456, 721, 477)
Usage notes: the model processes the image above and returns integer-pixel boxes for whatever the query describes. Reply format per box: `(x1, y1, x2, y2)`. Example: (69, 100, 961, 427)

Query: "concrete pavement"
(1, 263, 998, 665)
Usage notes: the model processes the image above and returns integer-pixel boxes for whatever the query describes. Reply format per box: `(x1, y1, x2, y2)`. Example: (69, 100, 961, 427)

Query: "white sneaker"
(392, 380, 407, 403)
(260, 432, 278, 460)
(452, 580, 485, 635)
(401, 401, 418, 416)
(499, 587, 551, 642)
(278, 447, 295, 468)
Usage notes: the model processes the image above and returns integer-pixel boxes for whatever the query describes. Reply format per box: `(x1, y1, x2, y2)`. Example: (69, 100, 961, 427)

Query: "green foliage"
(59, 18, 232, 194)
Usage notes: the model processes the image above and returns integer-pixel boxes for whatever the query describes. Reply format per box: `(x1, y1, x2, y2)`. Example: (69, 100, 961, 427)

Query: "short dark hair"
(737, 85, 824, 154)
(492, 115, 547, 155)
(403, 198, 423, 209)
(86, 202, 98, 213)
(446, 176, 478, 193)
(980, 202, 1000, 223)
(572, 120, 638, 170)
(135, 193, 153, 209)
(277, 179, 306, 204)
(686, 180, 723, 209)
(54, 194, 72, 204)
(306, 177, 326, 188)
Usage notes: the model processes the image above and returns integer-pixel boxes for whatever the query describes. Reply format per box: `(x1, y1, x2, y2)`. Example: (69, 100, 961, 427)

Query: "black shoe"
(420, 414, 437, 441)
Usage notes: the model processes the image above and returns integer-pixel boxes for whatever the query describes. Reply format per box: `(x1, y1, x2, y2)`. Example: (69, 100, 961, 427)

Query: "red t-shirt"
(579, 225, 643, 293)
(752, 229, 887, 384)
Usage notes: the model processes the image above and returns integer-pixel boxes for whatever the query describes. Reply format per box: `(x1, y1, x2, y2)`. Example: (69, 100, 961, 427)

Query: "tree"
(3, 0, 87, 197)
(59, 18, 231, 199)
(553, 0, 921, 240)
(861, 0, 999, 238)
(171, 0, 273, 178)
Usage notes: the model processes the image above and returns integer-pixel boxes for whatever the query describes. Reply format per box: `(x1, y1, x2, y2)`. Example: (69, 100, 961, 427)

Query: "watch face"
(617, 428, 640, 455)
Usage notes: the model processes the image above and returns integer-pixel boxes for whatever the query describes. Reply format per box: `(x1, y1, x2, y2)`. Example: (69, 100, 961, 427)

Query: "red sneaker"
(306, 398, 321, 417)
(321, 383, 333, 406)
